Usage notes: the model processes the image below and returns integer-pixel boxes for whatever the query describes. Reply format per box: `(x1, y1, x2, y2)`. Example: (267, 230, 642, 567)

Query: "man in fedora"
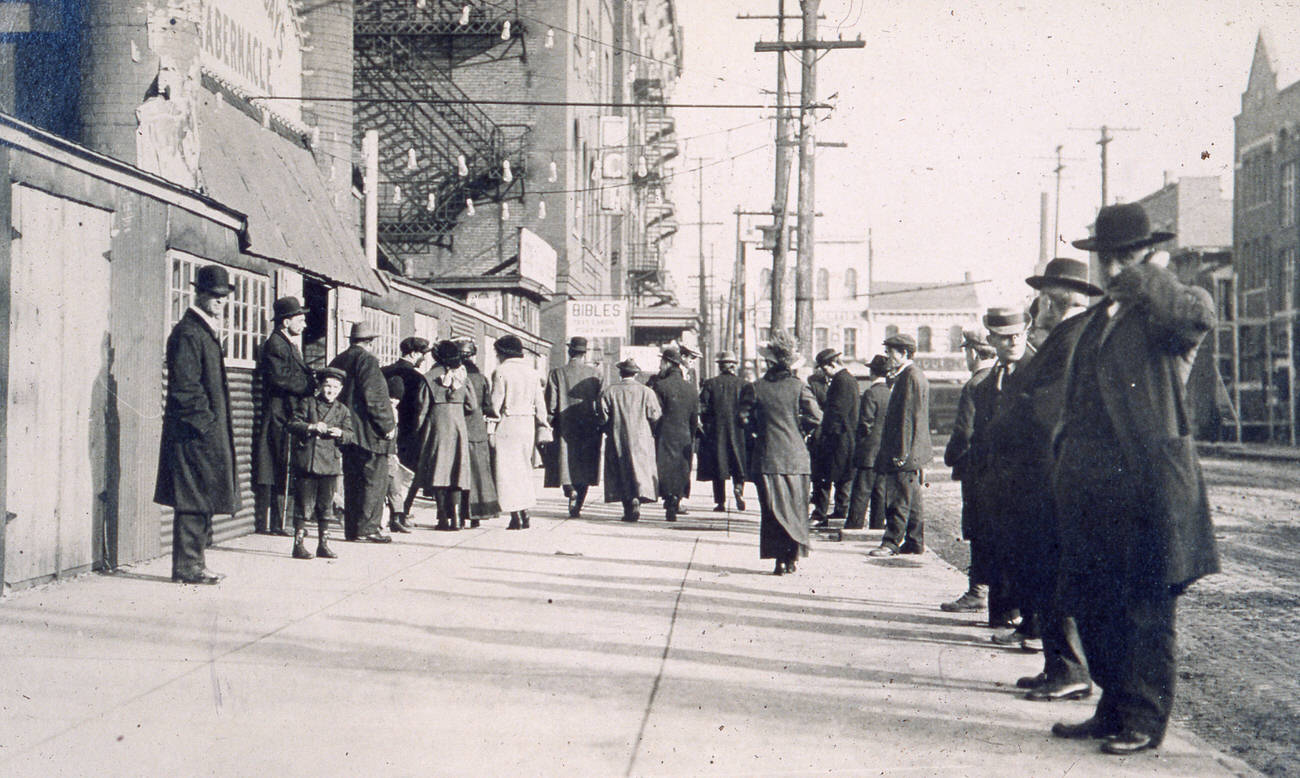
(697, 350, 748, 512)
(598, 357, 662, 522)
(1049, 202, 1217, 754)
(845, 354, 893, 531)
(985, 256, 1101, 702)
(330, 321, 397, 543)
(940, 329, 998, 614)
(651, 345, 699, 522)
(383, 336, 431, 531)
(869, 333, 931, 557)
(253, 296, 316, 537)
(155, 264, 240, 585)
(810, 348, 858, 526)
(544, 336, 603, 518)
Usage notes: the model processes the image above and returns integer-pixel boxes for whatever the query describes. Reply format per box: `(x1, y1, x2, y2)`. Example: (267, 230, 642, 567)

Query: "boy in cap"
(286, 367, 355, 559)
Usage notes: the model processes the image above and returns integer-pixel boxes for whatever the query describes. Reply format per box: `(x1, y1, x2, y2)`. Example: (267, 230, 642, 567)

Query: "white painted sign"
(200, 0, 302, 108)
(466, 291, 503, 319)
(519, 227, 557, 293)
(566, 297, 628, 339)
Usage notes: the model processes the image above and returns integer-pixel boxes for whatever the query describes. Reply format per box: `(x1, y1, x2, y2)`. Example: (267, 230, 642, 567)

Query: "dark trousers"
(811, 477, 851, 519)
(294, 474, 337, 531)
(172, 511, 211, 576)
(845, 467, 884, 529)
(254, 473, 294, 533)
(563, 484, 590, 509)
(711, 478, 743, 506)
(1041, 613, 1090, 686)
(879, 469, 924, 551)
(342, 447, 389, 539)
(621, 498, 640, 521)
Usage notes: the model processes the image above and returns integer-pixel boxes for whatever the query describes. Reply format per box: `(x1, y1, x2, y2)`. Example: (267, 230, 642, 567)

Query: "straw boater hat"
(1026, 257, 1104, 297)
(983, 306, 1031, 336)
(1071, 203, 1174, 253)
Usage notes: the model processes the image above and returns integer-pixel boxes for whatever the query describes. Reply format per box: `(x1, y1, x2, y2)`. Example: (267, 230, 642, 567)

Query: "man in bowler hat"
(544, 336, 604, 517)
(809, 348, 858, 526)
(253, 296, 316, 536)
(651, 345, 699, 522)
(330, 321, 397, 543)
(697, 350, 748, 512)
(869, 333, 932, 557)
(1050, 202, 1218, 754)
(155, 264, 240, 584)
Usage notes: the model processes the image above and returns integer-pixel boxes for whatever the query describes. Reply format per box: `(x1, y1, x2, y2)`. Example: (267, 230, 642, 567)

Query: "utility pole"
(1070, 125, 1139, 209)
(684, 157, 723, 367)
(1053, 144, 1065, 244)
(734, 207, 746, 369)
(757, 1, 863, 358)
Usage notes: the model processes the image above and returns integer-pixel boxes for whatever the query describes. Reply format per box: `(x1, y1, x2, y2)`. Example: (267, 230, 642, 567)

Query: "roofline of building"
(429, 274, 552, 302)
(386, 273, 550, 349)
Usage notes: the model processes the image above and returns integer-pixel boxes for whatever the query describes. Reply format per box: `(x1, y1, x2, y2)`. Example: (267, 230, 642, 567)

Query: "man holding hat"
(939, 330, 998, 613)
(697, 350, 748, 512)
(253, 296, 316, 537)
(810, 348, 859, 526)
(544, 336, 603, 518)
(845, 354, 893, 531)
(984, 256, 1101, 702)
(383, 336, 432, 530)
(598, 358, 662, 522)
(155, 264, 240, 585)
(1048, 203, 1217, 754)
(651, 345, 699, 522)
(869, 332, 931, 557)
(330, 321, 397, 543)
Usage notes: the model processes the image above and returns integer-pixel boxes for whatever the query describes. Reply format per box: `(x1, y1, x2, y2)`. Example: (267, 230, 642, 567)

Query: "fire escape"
(354, 0, 530, 258)
(630, 76, 679, 306)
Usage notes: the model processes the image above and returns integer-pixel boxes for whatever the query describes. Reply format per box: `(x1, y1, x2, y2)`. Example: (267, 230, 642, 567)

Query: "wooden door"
(5, 184, 113, 586)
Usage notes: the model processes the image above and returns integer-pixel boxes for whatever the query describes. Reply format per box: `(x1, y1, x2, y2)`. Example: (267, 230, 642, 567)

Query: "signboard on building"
(518, 227, 557, 293)
(465, 291, 503, 319)
(600, 116, 628, 212)
(200, 0, 302, 117)
(566, 297, 628, 338)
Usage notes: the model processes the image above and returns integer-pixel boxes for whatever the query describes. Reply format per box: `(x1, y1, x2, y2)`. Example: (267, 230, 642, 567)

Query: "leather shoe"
(1052, 716, 1121, 740)
(359, 532, 393, 543)
(713, 503, 726, 512)
(898, 542, 924, 554)
(991, 629, 1025, 646)
(1016, 673, 1047, 689)
(810, 516, 829, 528)
(389, 521, 411, 534)
(1100, 730, 1158, 755)
(940, 591, 986, 612)
(734, 495, 746, 511)
(172, 570, 219, 585)
(1020, 637, 1044, 653)
(1026, 680, 1092, 701)
(867, 546, 897, 557)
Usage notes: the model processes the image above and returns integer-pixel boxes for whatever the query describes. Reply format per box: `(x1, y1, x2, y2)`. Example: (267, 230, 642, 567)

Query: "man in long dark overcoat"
(544, 336, 603, 517)
(651, 346, 699, 522)
(1049, 204, 1218, 755)
(155, 264, 240, 585)
(810, 348, 858, 526)
(985, 257, 1098, 701)
(253, 296, 315, 536)
(383, 336, 431, 529)
(697, 350, 747, 512)
(869, 333, 932, 557)
(845, 354, 894, 530)
(330, 321, 397, 543)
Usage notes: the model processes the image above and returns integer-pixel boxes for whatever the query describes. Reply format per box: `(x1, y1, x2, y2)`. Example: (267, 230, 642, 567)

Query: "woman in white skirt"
(490, 335, 550, 529)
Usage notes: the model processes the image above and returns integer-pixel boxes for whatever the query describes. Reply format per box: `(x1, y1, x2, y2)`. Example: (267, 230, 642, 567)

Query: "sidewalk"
(0, 477, 1254, 777)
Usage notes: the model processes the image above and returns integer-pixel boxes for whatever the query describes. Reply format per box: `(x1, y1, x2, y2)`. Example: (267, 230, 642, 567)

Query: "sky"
(662, 0, 1300, 309)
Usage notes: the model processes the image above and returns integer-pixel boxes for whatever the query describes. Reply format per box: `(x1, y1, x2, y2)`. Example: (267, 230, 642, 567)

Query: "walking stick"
(281, 423, 293, 533)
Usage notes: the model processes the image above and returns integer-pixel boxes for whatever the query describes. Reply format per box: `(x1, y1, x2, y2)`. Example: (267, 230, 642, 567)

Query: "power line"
(258, 95, 831, 110)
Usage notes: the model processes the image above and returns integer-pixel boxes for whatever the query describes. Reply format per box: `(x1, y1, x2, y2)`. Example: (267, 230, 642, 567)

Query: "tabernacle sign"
(566, 298, 627, 338)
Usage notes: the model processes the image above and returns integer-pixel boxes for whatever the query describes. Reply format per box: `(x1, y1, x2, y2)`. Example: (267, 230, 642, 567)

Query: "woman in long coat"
(598, 358, 662, 521)
(739, 332, 823, 575)
(414, 340, 473, 531)
(491, 335, 549, 529)
(651, 346, 699, 522)
(458, 338, 499, 526)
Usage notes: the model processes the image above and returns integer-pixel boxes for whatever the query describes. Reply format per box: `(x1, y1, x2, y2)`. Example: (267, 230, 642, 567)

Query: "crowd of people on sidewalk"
(153, 202, 1217, 759)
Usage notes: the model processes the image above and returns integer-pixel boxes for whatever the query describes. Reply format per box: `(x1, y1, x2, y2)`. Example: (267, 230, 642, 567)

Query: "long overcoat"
(462, 365, 499, 514)
(1056, 264, 1219, 589)
(414, 365, 473, 490)
(599, 378, 662, 502)
(154, 309, 240, 514)
(382, 358, 431, 469)
(253, 329, 315, 486)
(329, 344, 395, 455)
(543, 360, 603, 488)
(696, 372, 747, 482)
(739, 367, 823, 477)
(854, 379, 893, 470)
(874, 362, 932, 473)
(651, 369, 699, 499)
(811, 368, 859, 483)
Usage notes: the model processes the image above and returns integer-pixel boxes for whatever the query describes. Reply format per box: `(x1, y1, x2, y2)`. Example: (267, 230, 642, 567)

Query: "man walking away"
(155, 264, 240, 585)
(868, 333, 931, 557)
(330, 321, 396, 543)
(598, 358, 662, 522)
(697, 350, 748, 512)
(810, 348, 858, 526)
(544, 336, 603, 518)
(651, 346, 699, 522)
(845, 355, 892, 531)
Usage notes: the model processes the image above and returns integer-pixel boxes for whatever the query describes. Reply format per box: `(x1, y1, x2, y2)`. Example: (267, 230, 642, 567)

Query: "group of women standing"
(397, 334, 548, 532)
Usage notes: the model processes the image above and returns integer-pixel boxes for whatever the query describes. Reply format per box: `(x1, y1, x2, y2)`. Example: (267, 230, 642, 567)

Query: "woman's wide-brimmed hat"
(1071, 203, 1174, 253)
(1026, 257, 1104, 297)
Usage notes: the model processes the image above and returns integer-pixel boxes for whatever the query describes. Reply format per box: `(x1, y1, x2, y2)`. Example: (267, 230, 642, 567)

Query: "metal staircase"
(355, 0, 524, 63)
(354, 0, 527, 254)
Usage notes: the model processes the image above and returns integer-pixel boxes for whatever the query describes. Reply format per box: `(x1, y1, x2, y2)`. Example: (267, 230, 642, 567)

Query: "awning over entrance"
(197, 93, 385, 296)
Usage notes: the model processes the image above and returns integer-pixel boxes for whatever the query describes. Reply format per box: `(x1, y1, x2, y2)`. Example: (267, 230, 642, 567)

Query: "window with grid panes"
(1283, 161, 1297, 227)
(842, 328, 857, 359)
(168, 252, 269, 368)
(362, 307, 400, 365)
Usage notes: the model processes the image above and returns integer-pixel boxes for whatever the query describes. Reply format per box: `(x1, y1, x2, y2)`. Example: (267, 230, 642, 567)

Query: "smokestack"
(1038, 191, 1050, 272)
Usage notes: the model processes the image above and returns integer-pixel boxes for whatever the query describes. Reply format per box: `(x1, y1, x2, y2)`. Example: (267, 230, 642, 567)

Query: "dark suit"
(811, 368, 859, 520)
(330, 343, 396, 539)
(382, 359, 431, 470)
(697, 372, 748, 505)
(942, 365, 993, 592)
(154, 309, 239, 577)
(652, 368, 699, 508)
(253, 329, 315, 533)
(874, 362, 931, 552)
(1052, 263, 1217, 741)
(846, 379, 892, 530)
